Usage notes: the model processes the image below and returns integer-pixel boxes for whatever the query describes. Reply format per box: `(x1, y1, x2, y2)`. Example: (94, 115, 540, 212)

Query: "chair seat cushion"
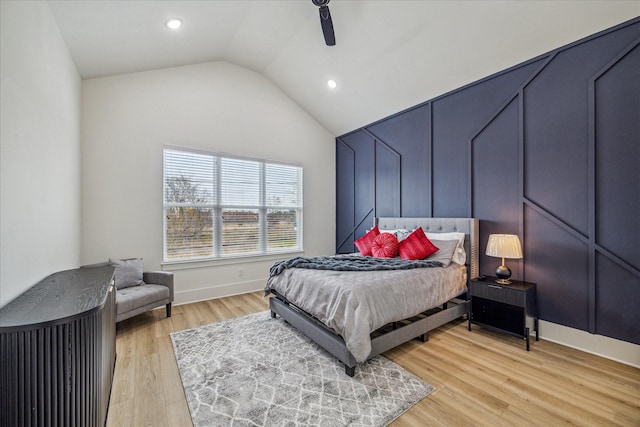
(116, 284, 170, 315)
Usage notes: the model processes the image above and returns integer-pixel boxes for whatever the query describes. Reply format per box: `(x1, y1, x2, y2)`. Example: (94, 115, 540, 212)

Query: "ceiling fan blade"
(318, 5, 335, 46)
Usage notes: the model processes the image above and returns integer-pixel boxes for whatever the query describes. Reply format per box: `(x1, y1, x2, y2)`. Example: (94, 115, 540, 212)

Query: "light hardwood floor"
(106, 292, 640, 426)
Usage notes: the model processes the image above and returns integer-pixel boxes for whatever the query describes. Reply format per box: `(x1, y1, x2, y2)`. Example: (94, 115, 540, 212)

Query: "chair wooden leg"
(166, 303, 172, 318)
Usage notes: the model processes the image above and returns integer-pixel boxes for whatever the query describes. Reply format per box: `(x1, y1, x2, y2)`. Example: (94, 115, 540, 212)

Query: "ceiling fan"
(312, 0, 335, 46)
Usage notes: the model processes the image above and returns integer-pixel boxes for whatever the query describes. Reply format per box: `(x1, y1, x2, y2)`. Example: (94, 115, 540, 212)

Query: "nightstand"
(468, 276, 538, 350)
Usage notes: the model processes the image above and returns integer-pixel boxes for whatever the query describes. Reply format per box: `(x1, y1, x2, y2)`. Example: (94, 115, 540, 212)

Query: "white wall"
(81, 61, 335, 303)
(0, 1, 82, 307)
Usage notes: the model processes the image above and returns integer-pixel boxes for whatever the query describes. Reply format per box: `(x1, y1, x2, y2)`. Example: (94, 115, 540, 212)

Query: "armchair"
(82, 259, 174, 322)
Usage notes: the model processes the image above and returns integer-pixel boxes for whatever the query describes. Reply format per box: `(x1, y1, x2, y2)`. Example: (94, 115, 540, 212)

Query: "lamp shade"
(485, 234, 523, 259)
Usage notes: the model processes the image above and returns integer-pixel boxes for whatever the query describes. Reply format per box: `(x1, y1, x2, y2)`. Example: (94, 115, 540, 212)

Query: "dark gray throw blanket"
(269, 255, 443, 277)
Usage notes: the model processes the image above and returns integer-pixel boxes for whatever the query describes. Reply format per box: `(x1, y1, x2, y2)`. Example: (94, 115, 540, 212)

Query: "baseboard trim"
(173, 279, 265, 306)
(538, 320, 640, 368)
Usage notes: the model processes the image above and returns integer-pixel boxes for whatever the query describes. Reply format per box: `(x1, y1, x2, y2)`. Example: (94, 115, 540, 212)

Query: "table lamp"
(485, 234, 522, 284)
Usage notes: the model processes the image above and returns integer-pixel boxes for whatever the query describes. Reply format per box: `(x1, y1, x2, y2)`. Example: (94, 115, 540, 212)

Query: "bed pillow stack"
(425, 231, 466, 264)
(356, 226, 466, 265)
(425, 239, 459, 267)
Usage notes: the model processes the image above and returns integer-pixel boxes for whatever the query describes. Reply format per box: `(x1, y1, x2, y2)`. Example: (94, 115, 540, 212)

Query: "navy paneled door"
(335, 18, 640, 345)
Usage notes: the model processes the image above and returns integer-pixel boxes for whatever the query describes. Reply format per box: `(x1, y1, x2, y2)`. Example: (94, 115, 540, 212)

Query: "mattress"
(265, 262, 467, 362)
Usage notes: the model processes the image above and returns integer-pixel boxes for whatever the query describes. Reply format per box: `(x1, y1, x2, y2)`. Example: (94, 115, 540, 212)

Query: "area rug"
(170, 311, 434, 427)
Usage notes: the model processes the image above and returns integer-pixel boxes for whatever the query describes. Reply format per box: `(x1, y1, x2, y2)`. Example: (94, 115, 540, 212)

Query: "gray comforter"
(265, 260, 467, 362)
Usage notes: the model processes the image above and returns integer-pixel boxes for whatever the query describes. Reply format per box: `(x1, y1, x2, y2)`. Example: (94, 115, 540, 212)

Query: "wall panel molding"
(336, 17, 640, 345)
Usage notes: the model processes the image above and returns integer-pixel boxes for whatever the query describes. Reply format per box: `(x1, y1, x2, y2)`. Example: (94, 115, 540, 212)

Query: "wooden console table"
(0, 267, 116, 427)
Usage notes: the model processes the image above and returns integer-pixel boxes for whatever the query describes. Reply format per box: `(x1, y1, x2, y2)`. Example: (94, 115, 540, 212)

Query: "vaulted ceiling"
(47, 0, 639, 136)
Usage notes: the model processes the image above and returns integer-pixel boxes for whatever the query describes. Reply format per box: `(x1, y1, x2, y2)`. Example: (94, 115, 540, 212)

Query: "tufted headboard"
(374, 217, 479, 280)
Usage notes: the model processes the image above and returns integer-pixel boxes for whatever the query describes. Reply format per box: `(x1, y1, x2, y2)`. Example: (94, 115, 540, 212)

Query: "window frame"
(163, 146, 303, 263)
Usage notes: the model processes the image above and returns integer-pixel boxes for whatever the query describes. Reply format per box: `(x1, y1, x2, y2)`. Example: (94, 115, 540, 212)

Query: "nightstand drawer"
(470, 281, 525, 306)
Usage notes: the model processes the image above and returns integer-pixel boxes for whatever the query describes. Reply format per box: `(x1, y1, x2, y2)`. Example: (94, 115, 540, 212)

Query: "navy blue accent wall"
(335, 18, 640, 345)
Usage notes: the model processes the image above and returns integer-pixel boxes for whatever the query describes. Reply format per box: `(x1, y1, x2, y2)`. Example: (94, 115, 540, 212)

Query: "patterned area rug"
(170, 311, 434, 426)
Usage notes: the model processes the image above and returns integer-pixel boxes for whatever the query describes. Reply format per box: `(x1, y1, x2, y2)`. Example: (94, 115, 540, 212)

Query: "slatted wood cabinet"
(0, 267, 116, 427)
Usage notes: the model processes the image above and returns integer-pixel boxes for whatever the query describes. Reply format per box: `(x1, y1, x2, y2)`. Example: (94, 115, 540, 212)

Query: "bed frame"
(269, 217, 479, 376)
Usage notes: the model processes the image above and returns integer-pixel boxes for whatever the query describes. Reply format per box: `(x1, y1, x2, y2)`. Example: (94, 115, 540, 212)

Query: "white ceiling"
(47, 0, 639, 136)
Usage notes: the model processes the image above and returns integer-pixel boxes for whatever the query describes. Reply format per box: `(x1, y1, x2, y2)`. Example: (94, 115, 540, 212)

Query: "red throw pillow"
(399, 227, 439, 260)
(371, 233, 399, 258)
(354, 226, 380, 256)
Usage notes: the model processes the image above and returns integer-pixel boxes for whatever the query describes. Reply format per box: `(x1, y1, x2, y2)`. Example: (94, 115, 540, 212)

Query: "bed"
(265, 217, 479, 376)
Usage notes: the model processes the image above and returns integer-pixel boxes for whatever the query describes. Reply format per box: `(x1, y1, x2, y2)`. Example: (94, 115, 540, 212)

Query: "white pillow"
(425, 231, 466, 265)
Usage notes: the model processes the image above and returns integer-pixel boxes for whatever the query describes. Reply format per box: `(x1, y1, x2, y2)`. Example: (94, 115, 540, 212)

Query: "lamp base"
(495, 264, 512, 284)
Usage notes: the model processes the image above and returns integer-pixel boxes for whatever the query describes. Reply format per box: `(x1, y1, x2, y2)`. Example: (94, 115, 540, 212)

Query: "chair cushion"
(110, 258, 144, 289)
(116, 284, 169, 315)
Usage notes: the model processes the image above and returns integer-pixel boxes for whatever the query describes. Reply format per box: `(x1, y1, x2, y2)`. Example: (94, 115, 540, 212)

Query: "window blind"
(163, 148, 303, 261)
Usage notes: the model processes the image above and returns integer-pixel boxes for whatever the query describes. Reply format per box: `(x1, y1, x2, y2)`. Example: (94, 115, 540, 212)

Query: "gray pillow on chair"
(109, 258, 145, 289)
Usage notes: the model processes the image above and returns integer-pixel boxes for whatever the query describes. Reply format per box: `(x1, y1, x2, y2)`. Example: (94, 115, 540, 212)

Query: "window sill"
(161, 250, 304, 271)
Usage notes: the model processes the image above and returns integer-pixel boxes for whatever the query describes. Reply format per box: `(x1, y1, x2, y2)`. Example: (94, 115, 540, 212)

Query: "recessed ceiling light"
(327, 79, 337, 89)
(165, 18, 183, 30)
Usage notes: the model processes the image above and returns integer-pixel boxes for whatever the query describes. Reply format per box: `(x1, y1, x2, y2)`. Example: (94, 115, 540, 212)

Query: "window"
(163, 147, 303, 262)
